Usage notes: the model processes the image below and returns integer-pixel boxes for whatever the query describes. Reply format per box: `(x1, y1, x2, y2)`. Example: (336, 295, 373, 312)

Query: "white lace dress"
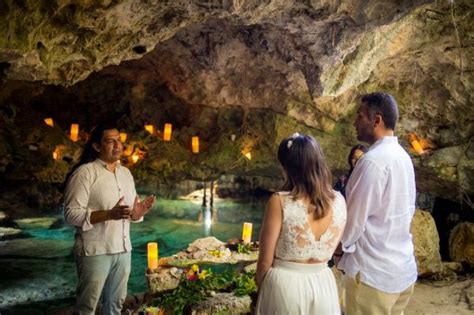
(256, 191, 347, 315)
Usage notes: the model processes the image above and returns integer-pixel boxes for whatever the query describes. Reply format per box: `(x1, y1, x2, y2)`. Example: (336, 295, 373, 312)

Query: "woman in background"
(333, 144, 368, 198)
(256, 133, 347, 314)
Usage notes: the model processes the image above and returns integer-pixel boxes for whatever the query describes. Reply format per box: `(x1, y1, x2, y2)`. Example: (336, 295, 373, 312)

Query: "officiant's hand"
(131, 195, 156, 221)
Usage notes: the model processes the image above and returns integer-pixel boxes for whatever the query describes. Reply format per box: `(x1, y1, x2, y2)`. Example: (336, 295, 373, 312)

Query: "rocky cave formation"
(0, 0, 472, 220)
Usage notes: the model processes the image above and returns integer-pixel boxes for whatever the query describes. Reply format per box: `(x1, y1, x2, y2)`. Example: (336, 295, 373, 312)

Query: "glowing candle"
(145, 124, 155, 135)
(52, 146, 61, 160)
(244, 152, 252, 160)
(119, 132, 127, 143)
(408, 133, 425, 155)
(70, 124, 79, 142)
(192, 136, 199, 153)
(242, 222, 253, 244)
(131, 154, 139, 164)
(147, 242, 159, 270)
(163, 123, 172, 141)
(410, 139, 424, 155)
(44, 118, 54, 127)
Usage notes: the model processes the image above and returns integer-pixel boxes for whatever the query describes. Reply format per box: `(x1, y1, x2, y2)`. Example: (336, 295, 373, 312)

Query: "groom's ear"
(373, 114, 383, 128)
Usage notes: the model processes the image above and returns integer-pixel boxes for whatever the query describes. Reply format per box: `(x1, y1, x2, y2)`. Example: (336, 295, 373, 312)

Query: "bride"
(256, 133, 347, 314)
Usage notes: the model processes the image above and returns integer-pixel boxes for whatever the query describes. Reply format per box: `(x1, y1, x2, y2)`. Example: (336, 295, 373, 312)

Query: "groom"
(338, 92, 417, 315)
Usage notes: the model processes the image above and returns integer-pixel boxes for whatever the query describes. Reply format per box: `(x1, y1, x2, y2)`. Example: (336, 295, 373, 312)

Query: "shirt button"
(123, 235, 127, 239)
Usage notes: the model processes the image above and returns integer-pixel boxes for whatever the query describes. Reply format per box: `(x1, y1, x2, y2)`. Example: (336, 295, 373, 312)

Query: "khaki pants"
(344, 273, 414, 315)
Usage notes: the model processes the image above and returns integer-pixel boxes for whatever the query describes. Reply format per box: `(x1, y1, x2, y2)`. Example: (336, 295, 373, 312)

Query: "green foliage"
(233, 271, 257, 296)
(237, 243, 252, 254)
(154, 268, 256, 314)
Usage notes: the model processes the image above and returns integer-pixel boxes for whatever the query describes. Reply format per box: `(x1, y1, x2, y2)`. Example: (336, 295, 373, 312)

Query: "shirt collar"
(369, 136, 398, 151)
(95, 158, 121, 170)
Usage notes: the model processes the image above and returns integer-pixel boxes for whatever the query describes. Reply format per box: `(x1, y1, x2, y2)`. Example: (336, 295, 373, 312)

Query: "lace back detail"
(275, 191, 347, 262)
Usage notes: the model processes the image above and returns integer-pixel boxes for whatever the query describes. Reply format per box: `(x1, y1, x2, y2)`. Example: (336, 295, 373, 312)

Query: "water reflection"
(197, 207, 218, 236)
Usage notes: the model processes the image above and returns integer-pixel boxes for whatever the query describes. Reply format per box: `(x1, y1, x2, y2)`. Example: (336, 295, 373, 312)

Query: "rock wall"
(0, 0, 472, 211)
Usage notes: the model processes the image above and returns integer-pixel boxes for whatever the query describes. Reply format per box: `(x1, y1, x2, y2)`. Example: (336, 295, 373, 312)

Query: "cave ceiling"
(0, 0, 473, 202)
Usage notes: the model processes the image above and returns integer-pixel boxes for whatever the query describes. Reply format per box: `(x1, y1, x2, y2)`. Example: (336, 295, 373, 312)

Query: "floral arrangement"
(153, 264, 257, 314)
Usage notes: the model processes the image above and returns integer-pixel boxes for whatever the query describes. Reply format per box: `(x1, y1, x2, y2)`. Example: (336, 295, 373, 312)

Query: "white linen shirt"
(339, 136, 417, 293)
(64, 159, 138, 256)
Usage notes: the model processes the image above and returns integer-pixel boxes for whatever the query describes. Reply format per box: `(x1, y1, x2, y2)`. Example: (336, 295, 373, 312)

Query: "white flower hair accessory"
(287, 133, 301, 149)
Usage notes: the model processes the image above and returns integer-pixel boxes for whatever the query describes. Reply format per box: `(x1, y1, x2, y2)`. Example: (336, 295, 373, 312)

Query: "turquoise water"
(0, 198, 264, 309)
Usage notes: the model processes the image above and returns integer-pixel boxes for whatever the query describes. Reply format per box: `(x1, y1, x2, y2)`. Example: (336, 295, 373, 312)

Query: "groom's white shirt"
(339, 136, 417, 293)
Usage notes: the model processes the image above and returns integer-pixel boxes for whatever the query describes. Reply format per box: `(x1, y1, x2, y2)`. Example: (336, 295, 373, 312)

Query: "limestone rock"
(146, 267, 180, 294)
(0, 0, 472, 202)
(189, 292, 252, 315)
(0, 227, 24, 240)
(14, 217, 59, 229)
(411, 209, 444, 276)
(449, 222, 474, 268)
(187, 236, 226, 253)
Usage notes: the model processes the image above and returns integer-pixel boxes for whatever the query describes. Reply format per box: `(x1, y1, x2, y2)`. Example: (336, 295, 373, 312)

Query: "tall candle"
(70, 123, 79, 142)
(163, 123, 172, 141)
(242, 222, 253, 244)
(192, 136, 199, 153)
(147, 242, 159, 270)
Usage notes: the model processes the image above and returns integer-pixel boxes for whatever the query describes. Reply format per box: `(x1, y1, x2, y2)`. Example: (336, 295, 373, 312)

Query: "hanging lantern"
(147, 242, 159, 270)
(163, 123, 172, 141)
(145, 124, 155, 135)
(192, 136, 199, 153)
(119, 132, 127, 143)
(70, 124, 79, 142)
(44, 118, 54, 127)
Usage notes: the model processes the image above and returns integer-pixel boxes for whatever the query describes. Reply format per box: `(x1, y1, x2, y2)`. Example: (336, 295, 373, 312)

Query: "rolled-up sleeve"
(64, 166, 94, 231)
(128, 172, 144, 223)
(342, 159, 384, 253)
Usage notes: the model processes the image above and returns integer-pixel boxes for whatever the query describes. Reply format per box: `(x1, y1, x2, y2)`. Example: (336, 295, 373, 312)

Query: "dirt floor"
(405, 276, 473, 315)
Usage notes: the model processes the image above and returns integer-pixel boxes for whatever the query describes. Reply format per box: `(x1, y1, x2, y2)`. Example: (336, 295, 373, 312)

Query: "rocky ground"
(406, 277, 473, 315)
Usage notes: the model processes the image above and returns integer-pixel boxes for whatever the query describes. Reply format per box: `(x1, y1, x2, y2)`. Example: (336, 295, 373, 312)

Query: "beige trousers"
(344, 273, 415, 315)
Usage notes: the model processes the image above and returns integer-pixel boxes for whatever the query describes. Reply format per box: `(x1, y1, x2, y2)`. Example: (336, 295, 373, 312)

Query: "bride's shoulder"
(331, 190, 347, 212)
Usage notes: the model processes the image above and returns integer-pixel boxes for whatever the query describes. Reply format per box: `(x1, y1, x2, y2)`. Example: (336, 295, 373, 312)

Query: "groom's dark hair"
(361, 92, 399, 130)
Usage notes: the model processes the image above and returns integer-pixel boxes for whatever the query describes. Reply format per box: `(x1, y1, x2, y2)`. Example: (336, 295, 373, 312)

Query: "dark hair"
(63, 123, 118, 189)
(278, 134, 335, 220)
(361, 92, 399, 130)
(348, 144, 368, 173)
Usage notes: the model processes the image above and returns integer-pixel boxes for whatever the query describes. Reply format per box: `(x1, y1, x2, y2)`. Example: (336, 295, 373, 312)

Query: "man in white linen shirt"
(64, 123, 155, 315)
(338, 92, 417, 315)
